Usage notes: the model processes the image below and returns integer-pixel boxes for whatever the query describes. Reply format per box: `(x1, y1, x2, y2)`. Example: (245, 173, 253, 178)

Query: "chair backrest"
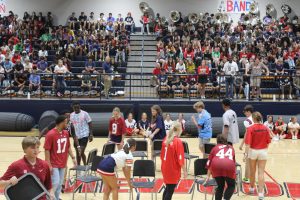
(91, 156, 104, 172)
(194, 159, 208, 176)
(87, 148, 98, 165)
(101, 143, 116, 156)
(182, 141, 190, 154)
(133, 160, 155, 177)
(5, 173, 50, 200)
(153, 140, 163, 151)
(204, 143, 216, 155)
(135, 140, 148, 152)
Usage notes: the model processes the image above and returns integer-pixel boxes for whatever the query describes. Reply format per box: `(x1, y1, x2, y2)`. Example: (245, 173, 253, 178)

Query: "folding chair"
(235, 162, 242, 196)
(191, 159, 217, 200)
(5, 173, 51, 200)
(101, 143, 116, 157)
(131, 160, 157, 200)
(152, 139, 163, 168)
(132, 140, 148, 159)
(72, 156, 103, 200)
(204, 143, 216, 156)
(68, 148, 98, 180)
(182, 141, 199, 174)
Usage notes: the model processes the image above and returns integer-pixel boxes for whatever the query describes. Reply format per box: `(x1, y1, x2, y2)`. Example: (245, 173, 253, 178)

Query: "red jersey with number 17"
(161, 137, 185, 184)
(206, 144, 236, 179)
(109, 117, 126, 136)
(44, 128, 70, 168)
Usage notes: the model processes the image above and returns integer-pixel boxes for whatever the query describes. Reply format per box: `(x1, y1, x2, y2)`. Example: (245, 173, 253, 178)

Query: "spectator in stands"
(81, 74, 92, 92)
(279, 76, 293, 100)
(141, 13, 150, 35)
(53, 59, 69, 97)
(125, 12, 134, 33)
(186, 59, 196, 74)
(105, 21, 114, 34)
(83, 58, 97, 74)
(175, 59, 186, 74)
(78, 12, 87, 30)
(288, 117, 299, 140)
(107, 13, 115, 23)
(37, 56, 50, 73)
(5, 72, 28, 95)
(197, 60, 210, 99)
(13, 59, 24, 74)
(68, 12, 77, 30)
(88, 12, 96, 30)
(102, 56, 113, 73)
(38, 46, 48, 58)
(11, 51, 21, 64)
(151, 62, 161, 87)
(293, 68, 300, 99)
(0, 65, 5, 88)
(138, 112, 150, 136)
(222, 57, 238, 99)
(29, 68, 41, 93)
(274, 116, 287, 139)
(2, 57, 14, 79)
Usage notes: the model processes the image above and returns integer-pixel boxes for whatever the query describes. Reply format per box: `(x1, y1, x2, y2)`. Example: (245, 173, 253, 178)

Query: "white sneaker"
(273, 136, 279, 141)
(289, 95, 293, 100)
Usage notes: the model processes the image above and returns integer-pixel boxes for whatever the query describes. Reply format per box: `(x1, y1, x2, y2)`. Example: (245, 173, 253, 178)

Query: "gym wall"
(6, 0, 300, 26)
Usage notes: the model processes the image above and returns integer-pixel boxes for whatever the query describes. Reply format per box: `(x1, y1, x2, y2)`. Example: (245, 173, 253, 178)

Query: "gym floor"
(0, 137, 299, 200)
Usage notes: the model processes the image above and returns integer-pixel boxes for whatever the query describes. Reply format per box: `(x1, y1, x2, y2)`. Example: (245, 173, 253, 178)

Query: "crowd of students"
(151, 12, 300, 100)
(0, 11, 132, 96)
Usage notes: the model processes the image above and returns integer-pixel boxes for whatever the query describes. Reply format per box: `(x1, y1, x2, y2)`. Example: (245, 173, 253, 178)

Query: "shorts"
(250, 77, 261, 87)
(248, 148, 268, 160)
(199, 137, 210, 148)
(78, 137, 89, 147)
(198, 75, 208, 84)
(110, 134, 123, 144)
(97, 156, 116, 176)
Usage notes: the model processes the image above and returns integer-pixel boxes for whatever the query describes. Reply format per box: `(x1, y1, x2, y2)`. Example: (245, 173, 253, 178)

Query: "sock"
(249, 187, 255, 192)
(258, 192, 264, 197)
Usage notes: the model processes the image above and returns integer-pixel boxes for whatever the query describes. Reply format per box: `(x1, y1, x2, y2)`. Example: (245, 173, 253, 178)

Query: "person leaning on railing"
(293, 67, 300, 99)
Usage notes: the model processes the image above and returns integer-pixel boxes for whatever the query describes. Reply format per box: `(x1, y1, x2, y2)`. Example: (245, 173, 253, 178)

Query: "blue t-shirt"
(151, 115, 166, 140)
(197, 109, 212, 139)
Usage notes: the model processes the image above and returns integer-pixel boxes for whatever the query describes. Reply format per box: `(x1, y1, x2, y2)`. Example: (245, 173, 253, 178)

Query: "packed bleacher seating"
(151, 12, 300, 100)
(0, 11, 134, 98)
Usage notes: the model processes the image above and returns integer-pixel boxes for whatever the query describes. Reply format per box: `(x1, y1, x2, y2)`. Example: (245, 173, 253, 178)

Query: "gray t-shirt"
(222, 109, 239, 144)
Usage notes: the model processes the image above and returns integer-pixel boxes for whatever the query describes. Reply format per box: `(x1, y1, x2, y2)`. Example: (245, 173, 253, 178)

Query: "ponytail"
(166, 121, 182, 145)
(123, 138, 136, 154)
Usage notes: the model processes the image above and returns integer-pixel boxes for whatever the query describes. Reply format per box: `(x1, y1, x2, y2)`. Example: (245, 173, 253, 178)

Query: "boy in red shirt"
(44, 115, 77, 200)
(0, 136, 53, 200)
(161, 121, 187, 200)
(108, 107, 126, 150)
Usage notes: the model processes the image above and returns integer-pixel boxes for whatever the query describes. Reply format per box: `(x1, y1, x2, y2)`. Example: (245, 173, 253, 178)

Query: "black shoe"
(61, 184, 65, 193)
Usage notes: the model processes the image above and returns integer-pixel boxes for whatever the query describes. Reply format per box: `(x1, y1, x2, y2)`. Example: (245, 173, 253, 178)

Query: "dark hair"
(222, 98, 231, 107)
(151, 105, 163, 123)
(72, 101, 80, 107)
(60, 109, 71, 115)
(243, 105, 254, 113)
(217, 134, 227, 145)
(123, 138, 136, 154)
(56, 115, 67, 125)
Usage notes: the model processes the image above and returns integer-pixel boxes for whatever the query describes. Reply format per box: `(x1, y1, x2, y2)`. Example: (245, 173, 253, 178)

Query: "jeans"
(55, 75, 67, 94)
(142, 23, 150, 34)
(244, 83, 249, 99)
(162, 184, 177, 200)
(52, 168, 65, 200)
(214, 176, 235, 200)
(115, 50, 125, 62)
(225, 77, 234, 98)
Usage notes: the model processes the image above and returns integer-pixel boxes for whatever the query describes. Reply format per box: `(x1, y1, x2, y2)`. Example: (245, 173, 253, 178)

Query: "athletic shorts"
(78, 137, 89, 147)
(97, 156, 116, 176)
(199, 137, 210, 148)
(110, 134, 122, 144)
(249, 148, 268, 160)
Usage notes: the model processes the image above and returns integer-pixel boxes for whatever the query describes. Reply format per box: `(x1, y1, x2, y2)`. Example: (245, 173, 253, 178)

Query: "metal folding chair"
(204, 143, 216, 157)
(131, 140, 148, 159)
(72, 156, 103, 200)
(235, 162, 242, 196)
(191, 159, 217, 200)
(152, 139, 163, 168)
(182, 141, 199, 174)
(5, 173, 51, 200)
(131, 160, 157, 200)
(68, 148, 98, 180)
(101, 143, 116, 157)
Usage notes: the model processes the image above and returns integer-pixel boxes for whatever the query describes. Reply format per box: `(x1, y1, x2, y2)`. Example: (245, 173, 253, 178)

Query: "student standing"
(221, 99, 239, 145)
(161, 122, 187, 200)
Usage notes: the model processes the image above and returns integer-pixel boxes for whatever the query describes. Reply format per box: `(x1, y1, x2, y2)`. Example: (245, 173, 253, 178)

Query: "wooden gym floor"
(0, 136, 299, 200)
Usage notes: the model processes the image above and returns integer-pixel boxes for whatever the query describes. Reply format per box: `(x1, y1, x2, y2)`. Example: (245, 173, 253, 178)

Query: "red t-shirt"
(44, 128, 70, 168)
(0, 157, 52, 200)
(197, 66, 210, 75)
(153, 67, 161, 75)
(161, 137, 185, 184)
(245, 124, 271, 149)
(206, 144, 236, 180)
(109, 117, 126, 136)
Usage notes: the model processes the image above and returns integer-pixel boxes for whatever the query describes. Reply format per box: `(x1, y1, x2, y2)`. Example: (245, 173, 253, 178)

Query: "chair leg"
(191, 182, 196, 200)
(187, 159, 191, 174)
(204, 186, 207, 200)
(72, 189, 75, 200)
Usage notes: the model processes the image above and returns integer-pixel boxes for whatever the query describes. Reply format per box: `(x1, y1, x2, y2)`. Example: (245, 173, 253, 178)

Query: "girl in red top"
(161, 121, 187, 200)
(197, 60, 210, 99)
(274, 116, 287, 139)
(206, 134, 236, 200)
(108, 107, 126, 150)
(245, 112, 271, 200)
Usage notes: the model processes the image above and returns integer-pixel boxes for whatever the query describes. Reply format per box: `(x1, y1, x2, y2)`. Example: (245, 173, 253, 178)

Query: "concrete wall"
(5, 0, 300, 26)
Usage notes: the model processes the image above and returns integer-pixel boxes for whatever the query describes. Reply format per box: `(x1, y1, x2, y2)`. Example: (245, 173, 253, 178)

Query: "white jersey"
(222, 109, 239, 144)
(264, 121, 274, 131)
(125, 119, 137, 129)
(164, 120, 173, 131)
(70, 110, 92, 139)
(288, 122, 300, 129)
(111, 150, 133, 169)
(244, 116, 253, 128)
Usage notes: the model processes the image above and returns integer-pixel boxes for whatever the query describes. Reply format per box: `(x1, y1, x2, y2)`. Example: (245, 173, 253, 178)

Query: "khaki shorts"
(199, 138, 210, 149)
(249, 148, 268, 160)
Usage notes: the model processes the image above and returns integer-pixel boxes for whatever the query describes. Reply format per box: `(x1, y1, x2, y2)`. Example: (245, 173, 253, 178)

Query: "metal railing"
(0, 72, 299, 101)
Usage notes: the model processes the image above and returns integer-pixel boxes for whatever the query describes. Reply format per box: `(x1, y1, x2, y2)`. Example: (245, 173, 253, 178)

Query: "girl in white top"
(125, 113, 139, 136)
(175, 60, 186, 74)
(97, 139, 136, 200)
(177, 113, 186, 132)
(164, 113, 173, 134)
(264, 115, 276, 140)
(288, 117, 299, 140)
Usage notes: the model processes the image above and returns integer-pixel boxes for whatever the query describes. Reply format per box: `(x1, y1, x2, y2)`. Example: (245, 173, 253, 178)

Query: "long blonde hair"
(166, 121, 182, 145)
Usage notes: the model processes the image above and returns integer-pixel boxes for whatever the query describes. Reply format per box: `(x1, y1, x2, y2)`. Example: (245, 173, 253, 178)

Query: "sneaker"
(273, 136, 279, 141)
(243, 178, 250, 183)
(258, 196, 264, 200)
(249, 187, 255, 195)
(289, 95, 293, 100)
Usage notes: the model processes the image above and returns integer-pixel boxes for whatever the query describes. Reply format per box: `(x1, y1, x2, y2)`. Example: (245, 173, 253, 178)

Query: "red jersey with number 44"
(44, 128, 70, 168)
(161, 137, 185, 184)
(109, 117, 126, 136)
(206, 144, 236, 180)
